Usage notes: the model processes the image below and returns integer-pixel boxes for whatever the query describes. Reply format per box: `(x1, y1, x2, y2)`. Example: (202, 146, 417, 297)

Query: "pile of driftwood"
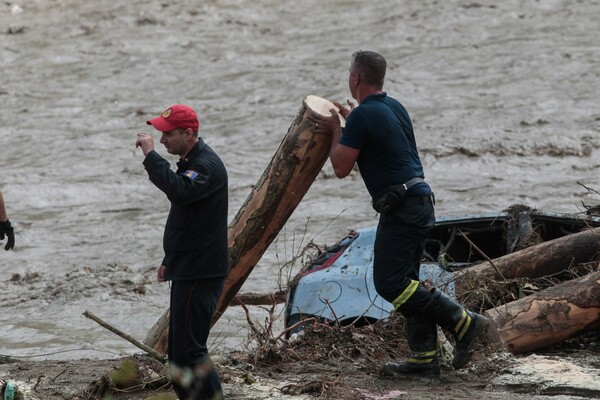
(235, 220, 600, 357)
(454, 225, 600, 355)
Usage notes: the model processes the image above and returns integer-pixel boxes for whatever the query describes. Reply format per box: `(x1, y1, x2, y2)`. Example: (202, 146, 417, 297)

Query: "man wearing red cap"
(136, 104, 227, 399)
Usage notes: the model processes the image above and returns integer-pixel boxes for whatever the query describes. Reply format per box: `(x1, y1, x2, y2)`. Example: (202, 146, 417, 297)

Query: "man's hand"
(333, 99, 355, 120)
(309, 108, 342, 135)
(0, 219, 15, 251)
(309, 99, 354, 135)
(157, 265, 166, 282)
(136, 133, 155, 156)
(309, 100, 360, 179)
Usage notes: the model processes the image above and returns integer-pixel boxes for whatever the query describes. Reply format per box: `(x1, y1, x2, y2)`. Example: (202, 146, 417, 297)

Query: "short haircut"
(351, 50, 387, 88)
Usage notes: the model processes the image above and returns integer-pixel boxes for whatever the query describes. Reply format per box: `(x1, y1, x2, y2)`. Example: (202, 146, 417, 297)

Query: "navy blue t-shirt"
(339, 92, 431, 199)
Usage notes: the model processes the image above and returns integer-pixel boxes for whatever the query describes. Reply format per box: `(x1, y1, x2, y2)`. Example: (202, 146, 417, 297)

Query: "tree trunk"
(484, 269, 600, 354)
(144, 96, 340, 354)
(456, 227, 600, 294)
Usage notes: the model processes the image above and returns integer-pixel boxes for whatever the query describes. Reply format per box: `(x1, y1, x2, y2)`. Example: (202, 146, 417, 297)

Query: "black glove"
(0, 219, 15, 250)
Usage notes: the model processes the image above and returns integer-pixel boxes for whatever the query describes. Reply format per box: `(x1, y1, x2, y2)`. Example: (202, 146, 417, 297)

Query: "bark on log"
(484, 269, 600, 354)
(143, 308, 169, 353)
(144, 95, 341, 353)
(455, 227, 600, 294)
(214, 95, 341, 323)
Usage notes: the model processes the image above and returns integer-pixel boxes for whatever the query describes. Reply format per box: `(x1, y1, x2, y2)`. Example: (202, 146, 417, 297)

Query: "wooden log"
(230, 290, 287, 306)
(215, 95, 342, 323)
(144, 95, 342, 353)
(484, 269, 600, 354)
(143, 308, 169, 353)
(455, 227, 600, 293)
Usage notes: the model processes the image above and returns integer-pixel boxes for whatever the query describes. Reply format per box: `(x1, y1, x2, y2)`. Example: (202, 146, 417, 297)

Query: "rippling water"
(1, 0, 599, 359)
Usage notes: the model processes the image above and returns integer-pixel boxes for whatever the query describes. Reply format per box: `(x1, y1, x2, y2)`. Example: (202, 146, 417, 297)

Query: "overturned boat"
(284, 207, 600, 335)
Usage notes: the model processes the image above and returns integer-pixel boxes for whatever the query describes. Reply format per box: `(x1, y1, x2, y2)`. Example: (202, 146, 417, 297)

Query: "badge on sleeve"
(183, 170, 199, 179)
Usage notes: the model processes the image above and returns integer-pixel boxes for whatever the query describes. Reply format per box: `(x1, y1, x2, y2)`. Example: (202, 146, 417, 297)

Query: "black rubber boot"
(381, 317, 440, 377)
(421, 288, 489, 369)
(451, 312, 489, 369)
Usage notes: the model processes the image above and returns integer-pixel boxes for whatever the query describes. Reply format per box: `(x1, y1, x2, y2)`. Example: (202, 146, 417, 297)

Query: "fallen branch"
(457, 228, 506, 281)
(83, 310, 166, 363)
(231, 290, 286, 306)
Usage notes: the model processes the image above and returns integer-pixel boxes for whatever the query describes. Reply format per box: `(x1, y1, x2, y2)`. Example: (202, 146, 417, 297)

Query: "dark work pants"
(169, 277, 225, 400)
(372, 197, 435, 316)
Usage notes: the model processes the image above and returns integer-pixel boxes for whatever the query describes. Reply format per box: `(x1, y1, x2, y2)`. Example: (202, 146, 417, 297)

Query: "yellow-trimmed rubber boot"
(451, 311, 489, 369)
(381, 317, 441, 377)
(382, 351, 441, 377)
(423, 288, 489, 369)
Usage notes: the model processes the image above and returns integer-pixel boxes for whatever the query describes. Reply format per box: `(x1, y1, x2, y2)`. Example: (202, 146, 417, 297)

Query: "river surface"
(1, 0, 599, 360)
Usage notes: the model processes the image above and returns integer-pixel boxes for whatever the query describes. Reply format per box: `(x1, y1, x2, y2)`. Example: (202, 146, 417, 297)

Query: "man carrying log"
(136, 104, 227, 399)
(310, 50, 489, 376)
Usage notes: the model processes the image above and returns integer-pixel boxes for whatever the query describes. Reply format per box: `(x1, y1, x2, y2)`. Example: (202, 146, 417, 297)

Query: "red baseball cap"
(147, 104, 200, 132)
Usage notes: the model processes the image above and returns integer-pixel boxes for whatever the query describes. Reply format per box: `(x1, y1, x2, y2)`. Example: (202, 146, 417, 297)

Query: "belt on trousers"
(402, 195, 434, 206)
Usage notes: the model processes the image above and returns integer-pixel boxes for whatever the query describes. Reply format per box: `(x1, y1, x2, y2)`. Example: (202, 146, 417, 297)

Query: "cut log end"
(304, 95, 346, 127)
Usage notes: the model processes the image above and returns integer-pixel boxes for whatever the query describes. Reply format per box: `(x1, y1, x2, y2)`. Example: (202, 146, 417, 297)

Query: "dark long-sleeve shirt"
(143, 139, 228, 280)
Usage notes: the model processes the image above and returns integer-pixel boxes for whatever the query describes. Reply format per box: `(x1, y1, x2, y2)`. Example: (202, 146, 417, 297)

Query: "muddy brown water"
(1, 0, 599, 360)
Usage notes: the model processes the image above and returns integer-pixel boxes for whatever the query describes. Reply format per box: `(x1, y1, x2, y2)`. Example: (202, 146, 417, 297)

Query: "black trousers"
(372, 197, 435, 316)
(168, 277, 225, 400)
